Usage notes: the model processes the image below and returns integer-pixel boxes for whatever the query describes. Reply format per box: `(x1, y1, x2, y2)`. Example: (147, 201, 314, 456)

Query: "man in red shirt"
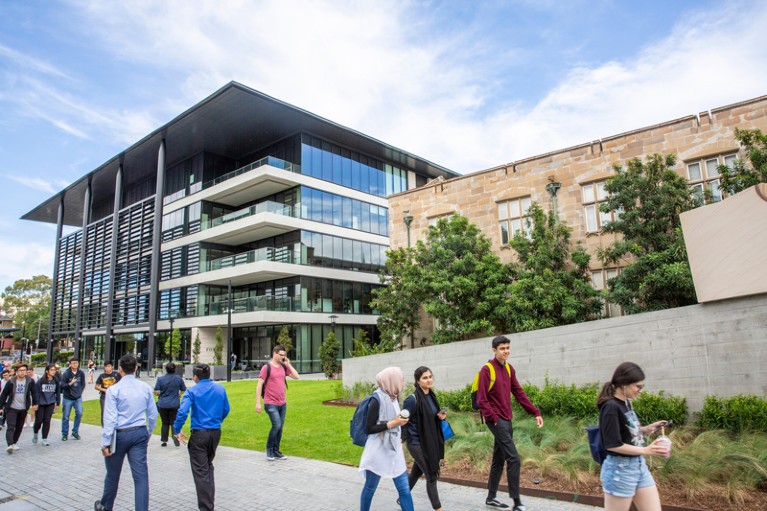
(476, 336, 544, 511)
(255, 344, 300, 461)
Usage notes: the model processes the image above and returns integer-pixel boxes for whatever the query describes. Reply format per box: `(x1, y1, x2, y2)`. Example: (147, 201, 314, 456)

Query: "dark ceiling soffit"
(21, 81, 457, 225)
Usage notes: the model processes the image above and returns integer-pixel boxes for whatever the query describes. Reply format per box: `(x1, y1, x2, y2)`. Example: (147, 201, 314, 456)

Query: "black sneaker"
(274, 450, 288, 460)
(172, 436, 180, 447)
(61, 435, 68, 441)
(486, 497, 510, 509)
(512, 506, 527, 511)
(72, 432, 81, 440)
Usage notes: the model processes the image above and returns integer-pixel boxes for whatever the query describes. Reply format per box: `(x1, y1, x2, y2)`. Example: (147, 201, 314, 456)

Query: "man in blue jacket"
(61, 358, 86, 441)
(173, 364, 230, 511)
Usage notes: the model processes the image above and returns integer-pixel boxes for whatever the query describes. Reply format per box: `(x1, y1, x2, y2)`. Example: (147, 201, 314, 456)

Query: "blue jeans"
(100, 427, 150, 511)
(601, 455, 655, 498)
(61, 397, 83, 437)
(360, 470, 414, 511)
(264, 403, 287, 455)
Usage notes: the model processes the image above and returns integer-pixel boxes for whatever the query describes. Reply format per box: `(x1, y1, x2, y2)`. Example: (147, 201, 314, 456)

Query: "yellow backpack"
(470, 362, 512, 410)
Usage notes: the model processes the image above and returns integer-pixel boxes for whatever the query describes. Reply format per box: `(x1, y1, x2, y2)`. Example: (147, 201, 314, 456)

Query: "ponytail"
(596, 362, 645, 408)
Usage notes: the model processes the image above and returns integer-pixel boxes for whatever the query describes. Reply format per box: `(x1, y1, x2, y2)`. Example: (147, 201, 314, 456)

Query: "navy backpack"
(585, 426, 608, 464)
(350, 393, 380, 447)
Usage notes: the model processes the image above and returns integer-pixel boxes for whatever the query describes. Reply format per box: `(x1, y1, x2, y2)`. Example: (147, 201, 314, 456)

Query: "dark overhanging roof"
(22, 81, 458, 226)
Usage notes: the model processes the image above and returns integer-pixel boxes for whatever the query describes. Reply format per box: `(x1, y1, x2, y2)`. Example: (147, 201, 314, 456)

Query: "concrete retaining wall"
(343, 294, 767, 413)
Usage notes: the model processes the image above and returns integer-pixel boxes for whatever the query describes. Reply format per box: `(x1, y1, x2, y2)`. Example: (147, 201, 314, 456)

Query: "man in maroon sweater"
(476, 336, 544, 511)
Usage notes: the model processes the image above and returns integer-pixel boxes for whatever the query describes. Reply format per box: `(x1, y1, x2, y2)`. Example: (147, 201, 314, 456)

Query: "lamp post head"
(403, 215, 414, 228)
(329, 314, 338, 329)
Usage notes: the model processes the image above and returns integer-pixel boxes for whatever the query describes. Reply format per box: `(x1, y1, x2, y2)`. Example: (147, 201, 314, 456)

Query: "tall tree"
(502, 204, 602, 332)
(718, 128, 767, 195)
(193, 331, 201, 364)
(597, 154, 698, 313)
(415, 214, 507, 344)
(319, 330, 341, 379)
(276, 326, 293, 357)
(371, 247, 423, 349)
(165, 328, 182, 361)
(213, 326, 224, 365)
(2, 275, 52, 343)
(349, 328, 398, 357)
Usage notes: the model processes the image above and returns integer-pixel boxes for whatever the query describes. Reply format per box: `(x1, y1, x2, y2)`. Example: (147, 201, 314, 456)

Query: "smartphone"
(652, 419, 673, 433)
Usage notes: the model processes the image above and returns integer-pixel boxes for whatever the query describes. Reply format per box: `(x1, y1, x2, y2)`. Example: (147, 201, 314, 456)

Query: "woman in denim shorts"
(597, 362, 669, 511)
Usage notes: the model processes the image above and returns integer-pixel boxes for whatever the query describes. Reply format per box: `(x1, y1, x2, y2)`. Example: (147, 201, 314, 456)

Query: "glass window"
(342, 157, 352, 188)
(333, 150, 343, 184)
(724, 154, 737, 168)
(688, 162, 702, 181)
(498, 197, 532, 242)
(706, 158, 719, 178)
(351, 158, 361, 191)
(582, 180, 616, 232)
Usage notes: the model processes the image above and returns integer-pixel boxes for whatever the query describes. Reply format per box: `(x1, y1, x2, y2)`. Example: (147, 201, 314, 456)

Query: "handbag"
(440, 419, 455, 441)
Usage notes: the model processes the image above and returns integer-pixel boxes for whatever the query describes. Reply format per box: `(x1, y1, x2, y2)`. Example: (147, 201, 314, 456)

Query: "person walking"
(88, 359, 96, 384)
(173, 363, 230, 511)
(255, 344, 299, 461)
(359, 367, 414, 511)
(0, 364, 38, 453)
(33, 364, 60, 446)
(154, 362, 186, 447)
(61, 357, 85, 441)
(402, 366, 447, 511)
(0, 369, 11, 431)
(94, 354, 158, 511)
(476, 336, 544, 511)
(95, 362, 122, 425)
(230, 352, 237, 372)
(598, 362, 669, 511)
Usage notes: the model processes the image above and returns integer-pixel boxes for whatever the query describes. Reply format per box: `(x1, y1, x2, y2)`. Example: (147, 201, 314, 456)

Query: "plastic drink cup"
(399, 409, 410, 420)
(657, 435, 672, 458)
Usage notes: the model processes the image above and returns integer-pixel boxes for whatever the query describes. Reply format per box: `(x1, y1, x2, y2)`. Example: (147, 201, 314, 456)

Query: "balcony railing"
(208, 296, 297, 315)
(164, 156, 299, 205)
(204, 245, 305, 272)
(202, 201, 298, 231)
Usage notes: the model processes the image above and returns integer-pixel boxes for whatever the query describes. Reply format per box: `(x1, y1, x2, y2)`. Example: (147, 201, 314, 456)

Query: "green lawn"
(75, 379, 363, 465)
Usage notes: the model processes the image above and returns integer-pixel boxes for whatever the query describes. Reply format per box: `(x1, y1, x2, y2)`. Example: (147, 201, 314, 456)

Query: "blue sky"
(1, 0, 766, 293)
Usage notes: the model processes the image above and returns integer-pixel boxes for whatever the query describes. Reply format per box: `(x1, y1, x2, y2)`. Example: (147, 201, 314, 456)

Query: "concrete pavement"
(0, 375, 598, 511)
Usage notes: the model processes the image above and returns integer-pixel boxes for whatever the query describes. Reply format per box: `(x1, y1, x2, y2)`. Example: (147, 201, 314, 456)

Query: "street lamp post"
(403, 211, 414, 248)
(168, 309, 177, 361)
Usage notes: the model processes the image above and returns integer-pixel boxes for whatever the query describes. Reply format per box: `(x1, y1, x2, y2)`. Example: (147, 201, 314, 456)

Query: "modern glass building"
(23, 82, 456, 374)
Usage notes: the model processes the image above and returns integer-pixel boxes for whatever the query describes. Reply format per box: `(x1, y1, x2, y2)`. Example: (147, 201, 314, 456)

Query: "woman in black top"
(402, 366, 447, 511)
(597, 362, 669, 511)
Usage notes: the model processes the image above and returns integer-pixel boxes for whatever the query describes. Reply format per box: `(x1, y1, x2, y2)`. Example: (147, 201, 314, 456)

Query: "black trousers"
(33, 403, 56, 439)
(188, 428, 221, 511)
(406, 442, 442, 510)
(158, 407, 178, 442)
(5, 408, 27, 446)
(486, 419, 521, 500)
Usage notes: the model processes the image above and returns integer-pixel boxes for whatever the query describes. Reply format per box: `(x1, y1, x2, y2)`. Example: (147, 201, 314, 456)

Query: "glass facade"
(300, 135, 408, 197)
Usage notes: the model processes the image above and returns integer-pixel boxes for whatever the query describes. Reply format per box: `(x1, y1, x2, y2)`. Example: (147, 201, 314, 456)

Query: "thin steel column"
(46, 196, 64, 363)
(74, 181, 91, 361)
(104, 164, 123, 365)
(147, 139, 166, 374)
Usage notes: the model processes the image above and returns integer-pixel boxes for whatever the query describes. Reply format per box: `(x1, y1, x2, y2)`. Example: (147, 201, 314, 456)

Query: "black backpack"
(260, 363, 288, 398)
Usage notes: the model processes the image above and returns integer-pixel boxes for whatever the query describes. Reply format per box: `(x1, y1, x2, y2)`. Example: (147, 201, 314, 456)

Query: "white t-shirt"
(358, 394, 407, 478)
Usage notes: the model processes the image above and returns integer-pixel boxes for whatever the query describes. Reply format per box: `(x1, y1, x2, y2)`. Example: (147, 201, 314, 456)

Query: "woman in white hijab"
(358, 367, 414, 511)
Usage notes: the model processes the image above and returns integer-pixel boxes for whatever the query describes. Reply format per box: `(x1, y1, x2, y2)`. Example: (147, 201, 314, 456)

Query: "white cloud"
(0, 43, 70, 79)
(5, 175, 70, 195)
(0, 240, 54, 292)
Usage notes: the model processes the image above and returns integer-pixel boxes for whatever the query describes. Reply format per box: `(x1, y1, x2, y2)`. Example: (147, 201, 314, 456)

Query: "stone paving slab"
(0, 420, 597, 511)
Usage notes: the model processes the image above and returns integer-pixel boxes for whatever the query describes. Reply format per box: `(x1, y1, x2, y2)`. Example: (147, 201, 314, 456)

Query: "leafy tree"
(502, 203, 602, 331)
(213, 326, 224, 365)
(718, 128, 767, 195)
(597, 154, 698, 313)
(415, 214, 507, 344)
(371, 247, 423, 349)
(276, 326, 293, 357)
(2, 275, 52, 343)
(350, 328, 398, 357)
(164, 328, 182, 361)
(319, 331, 341, 379)
(192, 331, 201, 364)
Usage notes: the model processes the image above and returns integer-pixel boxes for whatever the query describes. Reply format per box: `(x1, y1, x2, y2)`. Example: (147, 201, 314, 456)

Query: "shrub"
(633, 390, 688, 426)
(437, 384, 474, 412)
(30, 353, 47, 365)
(696, 394, 767, 433)
(342, 381, 376, 401)
(514, 376, 600, 422)
(319, 331, 341, 379)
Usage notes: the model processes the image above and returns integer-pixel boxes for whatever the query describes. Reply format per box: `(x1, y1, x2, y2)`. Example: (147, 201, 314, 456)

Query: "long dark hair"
(42, 364, 56, 382)
(597, 362, 645, 407)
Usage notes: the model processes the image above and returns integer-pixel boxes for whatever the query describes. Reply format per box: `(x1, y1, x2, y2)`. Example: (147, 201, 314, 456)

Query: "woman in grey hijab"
(358, 367, 414, 511)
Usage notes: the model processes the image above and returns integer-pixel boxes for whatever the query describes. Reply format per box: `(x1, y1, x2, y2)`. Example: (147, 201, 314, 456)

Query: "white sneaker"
(12, 444, 20, 451)
(6, 445, 12, 454)
(41, 439, 50, 446)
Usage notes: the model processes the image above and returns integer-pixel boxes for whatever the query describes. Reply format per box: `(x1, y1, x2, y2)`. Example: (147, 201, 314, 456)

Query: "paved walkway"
(0, 376, 598, 511)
